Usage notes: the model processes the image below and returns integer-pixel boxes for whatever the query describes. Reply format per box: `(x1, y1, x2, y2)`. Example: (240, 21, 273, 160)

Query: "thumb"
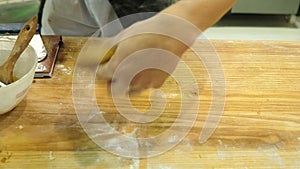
(96, 45, 120, 79)
(96, 61, 115, 79)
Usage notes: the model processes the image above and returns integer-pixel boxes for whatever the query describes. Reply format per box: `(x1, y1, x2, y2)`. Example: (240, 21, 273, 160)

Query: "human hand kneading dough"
(97, 0, 237, 95)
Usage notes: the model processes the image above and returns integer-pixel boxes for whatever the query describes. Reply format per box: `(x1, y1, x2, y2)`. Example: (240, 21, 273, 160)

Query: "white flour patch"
(48, 151, 55, 161)
(174, 137, 194, 154)
(129, 158, 140, 169)
(216, 139, 238, 160)
(56, 64, 72, 75)
(168, 135, 179, 143)
(217, 150, 227, 160)
(258, 145, 283, 167)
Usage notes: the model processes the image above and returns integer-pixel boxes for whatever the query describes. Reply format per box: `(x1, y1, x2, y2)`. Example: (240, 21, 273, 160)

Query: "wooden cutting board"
(0, 37, 299, 168)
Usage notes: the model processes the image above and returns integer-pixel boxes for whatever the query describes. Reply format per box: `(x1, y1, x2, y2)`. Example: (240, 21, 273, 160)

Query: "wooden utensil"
(0, 16, 38, 85)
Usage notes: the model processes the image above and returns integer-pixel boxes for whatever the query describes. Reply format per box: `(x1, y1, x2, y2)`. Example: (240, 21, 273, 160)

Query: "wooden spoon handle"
(0, 16, 38, 84)
(8, 16, 38, 67)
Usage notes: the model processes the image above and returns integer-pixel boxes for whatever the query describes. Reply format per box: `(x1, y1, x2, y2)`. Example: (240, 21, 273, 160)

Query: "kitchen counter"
(0, 37, 299, 168)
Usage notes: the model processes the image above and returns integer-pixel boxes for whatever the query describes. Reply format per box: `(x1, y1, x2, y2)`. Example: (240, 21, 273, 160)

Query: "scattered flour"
(48, 151, 56, 161)
(56, 64, 72, 75)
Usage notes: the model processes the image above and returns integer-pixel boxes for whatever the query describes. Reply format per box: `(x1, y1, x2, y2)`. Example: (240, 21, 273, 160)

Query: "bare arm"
(162, 0, 238, 30)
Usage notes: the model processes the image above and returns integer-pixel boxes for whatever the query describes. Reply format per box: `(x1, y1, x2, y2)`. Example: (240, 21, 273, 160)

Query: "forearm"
(162, 0, 238, 31)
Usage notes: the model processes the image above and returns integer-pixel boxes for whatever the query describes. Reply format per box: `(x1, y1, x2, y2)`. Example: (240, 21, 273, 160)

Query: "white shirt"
(41, 0, 123, 37)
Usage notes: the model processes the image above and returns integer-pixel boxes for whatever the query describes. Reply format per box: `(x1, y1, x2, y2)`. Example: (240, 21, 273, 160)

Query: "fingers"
(105, 69, 168, 97)
(107, 80, 143, 96)
(96, 62, 114, 79)
(96, 44, 122, 80)
(97, 44, 178, 96)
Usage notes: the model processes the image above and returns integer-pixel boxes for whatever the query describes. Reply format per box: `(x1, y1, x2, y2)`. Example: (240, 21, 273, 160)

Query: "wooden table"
(0, 37, 299, 168)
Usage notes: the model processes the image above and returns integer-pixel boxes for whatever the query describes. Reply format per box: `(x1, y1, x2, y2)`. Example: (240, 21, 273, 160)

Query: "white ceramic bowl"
(0, 40, 38, 115)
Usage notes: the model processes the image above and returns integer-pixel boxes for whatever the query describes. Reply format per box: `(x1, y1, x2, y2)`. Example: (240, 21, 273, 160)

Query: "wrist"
(148, 13, 202, 47)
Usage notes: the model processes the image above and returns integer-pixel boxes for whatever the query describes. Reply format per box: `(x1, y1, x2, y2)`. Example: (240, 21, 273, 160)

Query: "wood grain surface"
(0, 37, 299, 169)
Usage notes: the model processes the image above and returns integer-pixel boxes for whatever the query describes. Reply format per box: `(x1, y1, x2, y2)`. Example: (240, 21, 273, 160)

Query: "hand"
(97, 14, 201, 96)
